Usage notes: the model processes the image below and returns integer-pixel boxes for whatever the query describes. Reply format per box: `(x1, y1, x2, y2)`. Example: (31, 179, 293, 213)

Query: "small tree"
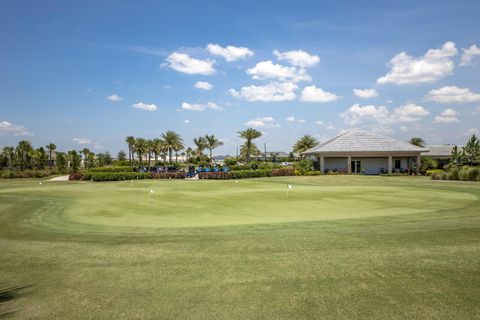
(117, 150, 127, 161)
(463, 134, 480, 165)
(450, 145, 464, 166)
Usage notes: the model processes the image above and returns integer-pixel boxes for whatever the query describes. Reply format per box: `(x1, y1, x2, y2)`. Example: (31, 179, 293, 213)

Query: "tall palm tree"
(16, 140, 33, 170)
(205, 134, 224, 163)
(81, 148, 91, 168)
(293, 135, 318, 156)
(135, 138, 147, 166)
(125, 136, 136, 166)
(2, 146, 15, 169)
(193, 137, 207, 156)
(185, 147, 193, 162)
(146, 140, 153, 166)
(162, 131, 184, 163)
(238, 128, 262, 163)
(408, 137, 426, 147)
(152, 138, 164, 163)
(46, 143, 56, 168)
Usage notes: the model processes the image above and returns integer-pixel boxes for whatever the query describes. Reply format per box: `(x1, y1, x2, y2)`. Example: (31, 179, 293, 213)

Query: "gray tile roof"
(422, 145, 460, 157)
(303, 128, 427, 154)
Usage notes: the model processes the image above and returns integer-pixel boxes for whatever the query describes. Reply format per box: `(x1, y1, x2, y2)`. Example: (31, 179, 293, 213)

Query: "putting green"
(0, 176, 476, 231)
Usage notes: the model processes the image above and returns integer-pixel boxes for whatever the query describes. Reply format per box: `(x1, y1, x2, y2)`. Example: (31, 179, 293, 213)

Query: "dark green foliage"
(198, 172, 231, 179)
(294, 159, 314, 175)
(150, 172, 185, 179)
(432, 166, 480, 181)
(84, 172, 151, 181)
(230, 169, 272, 179)
(223, 157, 237, 166)
(271, 168, 295, 176)
(420, 157, 438, 174)
(88, 166, 134, 173)
(0, 169, 57, 179)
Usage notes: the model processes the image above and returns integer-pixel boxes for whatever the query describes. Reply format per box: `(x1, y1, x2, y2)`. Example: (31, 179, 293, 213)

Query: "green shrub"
(198, 172, 231, 180)
(0, 169, 56, 179)
(89, 166, 134, 173)
(294, 159, 313, 175)
(230, 169, 272, 179)
(84, 172, 150, 181)
(303, 171, 322, 176)
(223, 158, 237, 166)
(272, 168, 295, 176)
(151, 172, 185, 179)
(426, 169, 444, 176)
(467, 166, 480, 181)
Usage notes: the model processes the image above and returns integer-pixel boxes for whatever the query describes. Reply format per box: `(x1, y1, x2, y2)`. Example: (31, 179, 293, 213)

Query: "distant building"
(303, 129, 427, 174)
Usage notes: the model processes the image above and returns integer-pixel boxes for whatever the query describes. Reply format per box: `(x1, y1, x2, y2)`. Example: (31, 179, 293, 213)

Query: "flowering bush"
(68, 172, 85, 180)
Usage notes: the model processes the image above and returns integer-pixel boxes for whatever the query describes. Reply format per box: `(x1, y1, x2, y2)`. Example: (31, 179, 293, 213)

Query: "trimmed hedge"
(151, 172, 185, 179)
(88, 166, 134, 173)
(0, 169, 58, 179)
(198, 172, 231, 180)
(83, 172, 150, 181)
(272, 168, 295, 176)
(230, 169, 272, 179)
(303, 171, 322, 176)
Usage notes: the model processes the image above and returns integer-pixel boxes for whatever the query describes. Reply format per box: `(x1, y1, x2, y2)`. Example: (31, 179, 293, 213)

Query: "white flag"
(150, 189, 154, 194)
(287, 184, 292, 190)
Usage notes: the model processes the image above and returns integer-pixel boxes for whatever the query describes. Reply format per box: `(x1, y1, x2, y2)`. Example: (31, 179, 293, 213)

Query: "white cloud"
(340, 103, 429, 125)
(391, 103, 430, 122)
(246, 60, 311, 82)
(183, 119, 191, 124)
(245, 116, 280, 128)
(229, 82, 298, 102)
(353, 88, 378, 98)
(377, 41, 457, 85)
(166, 52, 215, 75)
(106, 93, 122, 101)
(0, 121, 33, 136)
(181, 101, 222, 111)
(433, 108, 459, 123)
(273, 49, 320, 67)
(316, 120, 324, 125)
(300, 85, 339, 103)
(285, 116, 296, 122)
(194, 81, 213, 90)
(326, 124, 336, 130)
(206, 44, 254, 61)
(460, 45, 480, 66)
(73, 138, 92, 145)
(426, 86, 480, 103)
(132, 102, 158, 111)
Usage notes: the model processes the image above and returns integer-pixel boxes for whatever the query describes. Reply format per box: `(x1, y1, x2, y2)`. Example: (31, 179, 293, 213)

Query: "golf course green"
(1, 176, 479, 319)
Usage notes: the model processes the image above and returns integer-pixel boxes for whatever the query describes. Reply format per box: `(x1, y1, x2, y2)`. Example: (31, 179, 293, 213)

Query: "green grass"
(0, 176, 479, 319)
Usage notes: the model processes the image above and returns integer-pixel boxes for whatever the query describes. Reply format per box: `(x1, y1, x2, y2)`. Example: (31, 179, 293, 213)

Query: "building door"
(351, 160, 361, 173)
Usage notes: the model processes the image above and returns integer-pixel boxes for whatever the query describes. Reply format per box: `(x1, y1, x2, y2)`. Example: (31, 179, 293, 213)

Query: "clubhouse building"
(302, 129, 427, 174)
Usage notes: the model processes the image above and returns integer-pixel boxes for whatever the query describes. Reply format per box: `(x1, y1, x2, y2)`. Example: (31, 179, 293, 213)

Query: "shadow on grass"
(0, 285, 32, 318)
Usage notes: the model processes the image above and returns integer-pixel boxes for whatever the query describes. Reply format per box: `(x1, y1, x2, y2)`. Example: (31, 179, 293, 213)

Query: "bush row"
(230, 169, 272, 179)
(0, 169, 59, 179)
(198, 172, 231, 180)
(431, 166, 480, 182)
(82, 172, 151, 181)
(88, 166, 134, 172)
(271, 168, 295, 176)
(150, 172, 185, 179)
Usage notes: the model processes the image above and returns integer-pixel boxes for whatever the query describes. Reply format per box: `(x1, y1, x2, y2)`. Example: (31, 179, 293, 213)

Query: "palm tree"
(125, 136, 136, 166)
(2, 146, 15, 169)
(238, 128, 262, 163)
(81, 148, 91, 168)
(135, 138, 147, 166)
(16, 140, 33, 170)
(408, 137, 426, 147)
(205, 134, 224, 163)
(185, 147, 193, 162)
(161, 131, 184, 163)
(146, 140, 153, 166)
(46, 143, 56, 168)
(193, 137, 207, 156)
(463, 134, 480, 165)
(293, 135, 319, 156)
(152, 138, 164, 163)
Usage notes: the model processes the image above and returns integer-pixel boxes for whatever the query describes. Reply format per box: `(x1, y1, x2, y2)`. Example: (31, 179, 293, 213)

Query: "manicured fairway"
(0, 176, 479, 319)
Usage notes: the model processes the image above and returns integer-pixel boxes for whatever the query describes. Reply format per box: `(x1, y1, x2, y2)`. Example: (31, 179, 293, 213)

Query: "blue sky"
(1, 0, 479, 155)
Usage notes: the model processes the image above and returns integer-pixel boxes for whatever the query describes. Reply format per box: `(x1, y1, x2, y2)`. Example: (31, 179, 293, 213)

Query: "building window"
(394, 159, 401, 169)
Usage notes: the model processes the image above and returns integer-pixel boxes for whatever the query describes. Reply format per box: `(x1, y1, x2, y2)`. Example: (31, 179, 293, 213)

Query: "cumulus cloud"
(340, 103, 429, 125)
(316, 120, 324, 125)
(377, 41, 457, 85)
(73, 138, 93, 144)
(181, 101, 222, 111)
(433, 108, 459, 123)
(245, 116, 280, 128)
(183, 119, 191, 124)
(206, 44, 254, 61)
(132, 102, 158, 111)
(460, 45, 480, 66)
(229, 82, 298, 102)
(285, 116, 306, 123)
(425, 86, 480, 103)
(106, 93, 122, 101)
(194, 81, 213, 90)
(0, 121, 33, 136)
(391, 103, 430, 122)
(246, 61, 311, 82)
(353, 88, 378, 98)
(273, 49, 320, 67)
(166, 52, 215, 75)
(300, 85, 339, 103)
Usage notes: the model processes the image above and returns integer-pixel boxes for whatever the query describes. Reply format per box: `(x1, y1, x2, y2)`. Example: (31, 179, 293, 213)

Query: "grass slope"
(0, 176, 479, 319)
